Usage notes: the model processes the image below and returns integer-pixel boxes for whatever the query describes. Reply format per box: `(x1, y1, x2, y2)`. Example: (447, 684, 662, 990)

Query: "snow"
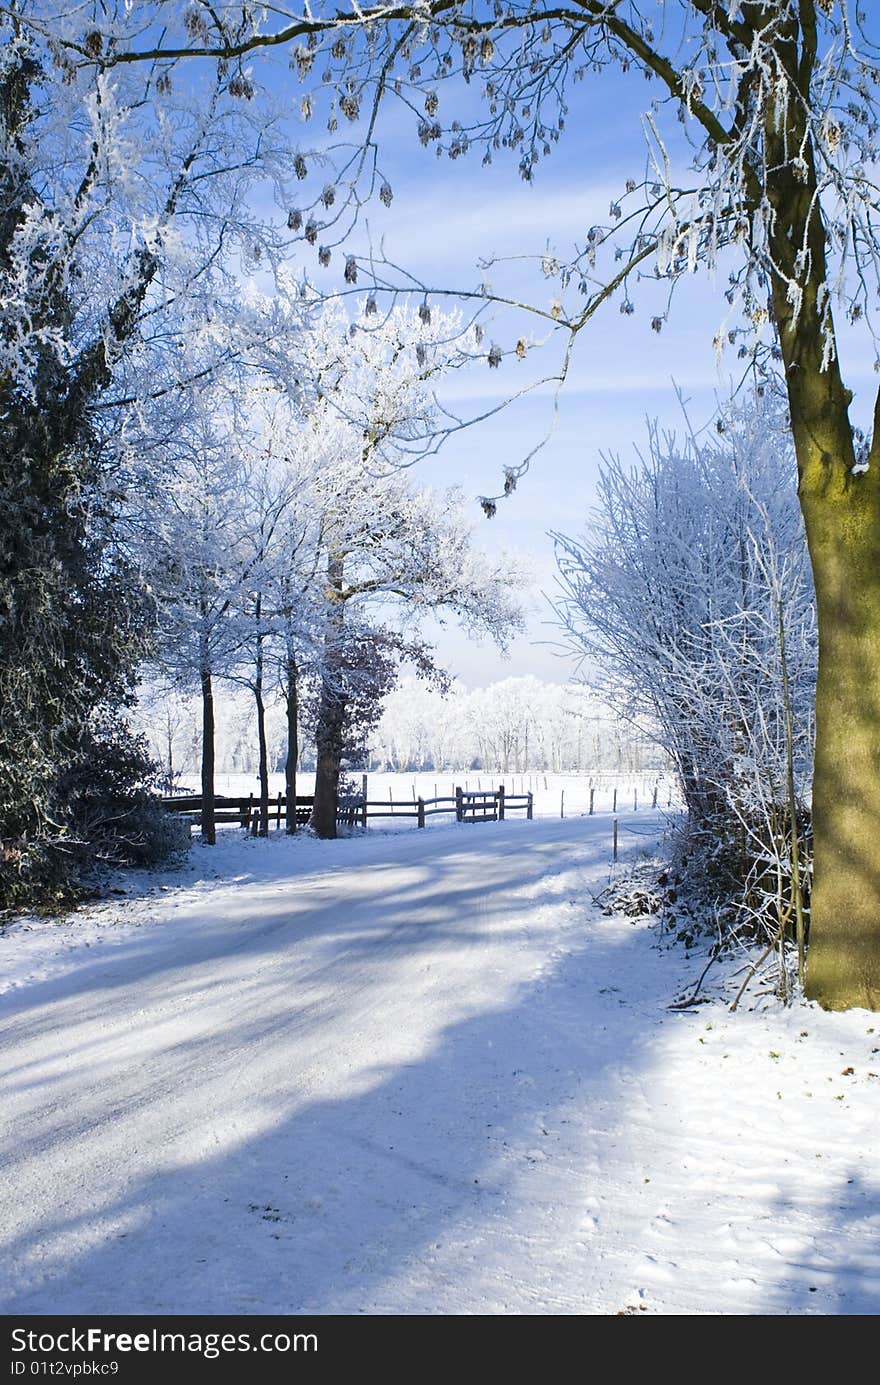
(1, 815, 878, 1316)
(197, 769, 679, 827)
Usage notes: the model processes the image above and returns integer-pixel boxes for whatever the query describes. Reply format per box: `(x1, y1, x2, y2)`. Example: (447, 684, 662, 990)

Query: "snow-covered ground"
(1, 815, 878, 1316)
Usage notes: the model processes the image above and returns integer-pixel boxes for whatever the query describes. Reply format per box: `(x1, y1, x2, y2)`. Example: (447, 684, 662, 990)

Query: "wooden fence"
(161, 785, 533, 835)
(159, 794, 314, 833)
(359, 785, 533, 828)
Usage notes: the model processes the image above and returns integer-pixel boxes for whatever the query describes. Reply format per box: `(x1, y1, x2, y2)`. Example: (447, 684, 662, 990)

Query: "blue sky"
(300, 64, 723, 685)
(245, 32, 880, 687)
(307, 70, 717, 684)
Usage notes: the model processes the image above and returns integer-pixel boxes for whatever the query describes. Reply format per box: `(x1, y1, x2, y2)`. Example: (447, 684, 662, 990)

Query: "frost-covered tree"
(370, 674, 658, 773)
(467, 677, 538, 775)
(230, 394, 327, 838)
(0, 9, 324, 891)
(141, 393, 263, 842)
(555, 396, 816, 958)
(132, 685, 199, 796)
(271, 297, 524, 835)
(556, 397, 815, 807)
(139, 293, 497, 840)
(304, 453, 525, 836)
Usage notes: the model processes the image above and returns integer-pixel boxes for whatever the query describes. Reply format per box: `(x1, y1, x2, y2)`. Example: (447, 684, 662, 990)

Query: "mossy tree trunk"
(798, 474, 880, 1010)
(764, 85, 880, 1009)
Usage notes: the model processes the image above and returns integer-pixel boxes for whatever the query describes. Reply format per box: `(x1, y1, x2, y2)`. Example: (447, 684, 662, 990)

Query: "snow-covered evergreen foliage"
(0, 13, 319, 897)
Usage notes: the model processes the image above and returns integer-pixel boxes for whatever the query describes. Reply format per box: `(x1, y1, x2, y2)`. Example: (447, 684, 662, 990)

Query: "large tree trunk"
(799, 482, 880, 1010)
(784, 439, 880, 1008)
(200, 662, 216, 845)
(284, 643, 298, 834)
(761, 93, 880, 1009)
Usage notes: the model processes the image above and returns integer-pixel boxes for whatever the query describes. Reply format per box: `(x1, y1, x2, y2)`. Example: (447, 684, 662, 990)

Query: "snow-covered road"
(1, 817, 879, 1315)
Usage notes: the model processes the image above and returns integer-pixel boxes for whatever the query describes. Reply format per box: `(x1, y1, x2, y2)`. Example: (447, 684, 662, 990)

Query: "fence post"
(498, 784, 505, 820)
(560, 789, 565, 818)
(612, 815, 618, 862)
(417, 797, 425, 829)
(612, 786, 618, 813)
(634, 787, 638, 812)
(361, 774, 368, 829)
(455, 786, 463, 822)
(652, 782, 658, 809)
(589, 786, 595, 815)
(276, 792, 282, 830)
(527, 791, 533, 820)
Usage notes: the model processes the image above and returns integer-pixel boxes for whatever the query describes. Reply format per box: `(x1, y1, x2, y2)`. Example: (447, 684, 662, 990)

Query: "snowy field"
(1, 816, 878, 1316)
(197, 770, 678, 824)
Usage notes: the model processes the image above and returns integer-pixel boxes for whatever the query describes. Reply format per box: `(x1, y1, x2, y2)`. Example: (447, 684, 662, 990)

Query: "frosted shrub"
(555, 396, 815, 976)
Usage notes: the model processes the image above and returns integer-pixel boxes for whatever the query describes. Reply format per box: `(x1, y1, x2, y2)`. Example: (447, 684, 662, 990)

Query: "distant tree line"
(137, 675, 664, 788)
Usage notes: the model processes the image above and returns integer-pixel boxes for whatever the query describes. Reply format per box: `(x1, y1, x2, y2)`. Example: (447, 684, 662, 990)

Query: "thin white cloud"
(369, 181, 622, 263)
(436, 364, 727, 405)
